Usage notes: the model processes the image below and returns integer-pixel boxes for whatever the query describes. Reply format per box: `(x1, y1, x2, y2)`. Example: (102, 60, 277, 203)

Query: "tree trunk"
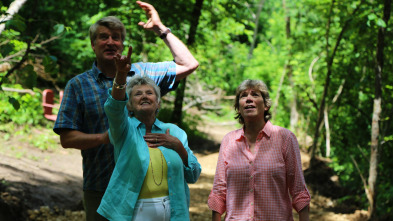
(288, 68, 299, 132)
(271, 62, 286, 117)
(281, 0, 298, 132)
(0, 0, 28, 35)
(172, 78, 187, 126)
(248, 0, 265, 59)
(367, 0, 391, 219)
(310, 0, 364, 161)
(171, 0, 203, 126)
(324, 106, 331, 157)
(310, 0, 335, 161)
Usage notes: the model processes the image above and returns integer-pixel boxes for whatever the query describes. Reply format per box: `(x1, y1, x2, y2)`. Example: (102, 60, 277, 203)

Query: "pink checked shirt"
(208, 121, 310, 221)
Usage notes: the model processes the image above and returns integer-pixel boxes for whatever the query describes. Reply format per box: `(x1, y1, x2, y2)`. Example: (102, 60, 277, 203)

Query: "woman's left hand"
(144, 129, 182, 151)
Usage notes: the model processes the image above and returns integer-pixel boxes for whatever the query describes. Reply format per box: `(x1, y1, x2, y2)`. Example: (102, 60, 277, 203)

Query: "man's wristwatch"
(159, 28, 171, 39)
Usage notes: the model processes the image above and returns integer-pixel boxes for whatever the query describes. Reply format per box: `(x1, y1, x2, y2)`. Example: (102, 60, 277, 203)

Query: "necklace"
(150, 150, 163, 186)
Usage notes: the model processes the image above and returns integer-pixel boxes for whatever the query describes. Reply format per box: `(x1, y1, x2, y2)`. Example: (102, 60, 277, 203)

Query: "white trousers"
(132, 196, 171, 221)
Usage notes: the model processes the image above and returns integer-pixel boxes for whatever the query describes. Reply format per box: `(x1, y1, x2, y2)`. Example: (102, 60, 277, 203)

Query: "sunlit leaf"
(53, 24, 65, 35)
(376, 18, 386, 28)
(367, 13, 377, 21)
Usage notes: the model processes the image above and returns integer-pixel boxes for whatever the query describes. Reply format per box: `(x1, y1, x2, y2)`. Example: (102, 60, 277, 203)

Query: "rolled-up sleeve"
(207, 137, 228, 215)
(171, 126, 201, 184)
(285, 132, 311, 212)
(183, 152, 201, 184)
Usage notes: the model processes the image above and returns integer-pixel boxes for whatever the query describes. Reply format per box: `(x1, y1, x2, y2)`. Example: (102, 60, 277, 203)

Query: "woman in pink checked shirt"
(208, 79, 310, 221)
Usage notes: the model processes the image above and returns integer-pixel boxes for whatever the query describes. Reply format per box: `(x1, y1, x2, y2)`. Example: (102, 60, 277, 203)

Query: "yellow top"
(138, 147, 169, 199)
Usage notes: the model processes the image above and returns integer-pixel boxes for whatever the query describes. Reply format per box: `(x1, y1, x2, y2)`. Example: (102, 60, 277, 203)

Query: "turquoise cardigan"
(97, 91, 201, 221)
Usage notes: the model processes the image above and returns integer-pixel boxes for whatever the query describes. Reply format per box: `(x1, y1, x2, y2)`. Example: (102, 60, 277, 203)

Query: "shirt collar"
(91, 62, 102, 79)
(262, 121, 273, 138)
(130, 116, 164, 131)
(236, 120, 273, 141)
(91, 61, 115, 81)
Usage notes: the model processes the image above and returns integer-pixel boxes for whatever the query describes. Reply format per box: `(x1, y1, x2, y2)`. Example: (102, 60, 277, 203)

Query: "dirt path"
(0, 122, 368, 221)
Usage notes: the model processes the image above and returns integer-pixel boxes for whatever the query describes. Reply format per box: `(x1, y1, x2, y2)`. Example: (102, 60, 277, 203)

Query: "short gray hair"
(89, 16, 126, 45)
(234, 79, 272, 124)
(126, 75, 161, 116)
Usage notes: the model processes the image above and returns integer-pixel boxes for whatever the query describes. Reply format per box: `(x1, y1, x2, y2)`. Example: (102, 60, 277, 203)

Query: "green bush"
(0, 85, 60, 151)
(0, 85, 49, 127)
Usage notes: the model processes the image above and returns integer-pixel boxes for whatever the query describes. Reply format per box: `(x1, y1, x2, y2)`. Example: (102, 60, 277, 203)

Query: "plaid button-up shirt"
(53, 61, 177, 192)
(208, 121, 310, 221)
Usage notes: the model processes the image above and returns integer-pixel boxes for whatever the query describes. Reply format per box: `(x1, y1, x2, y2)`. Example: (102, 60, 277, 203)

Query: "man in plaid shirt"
(53, 1, 198, 221)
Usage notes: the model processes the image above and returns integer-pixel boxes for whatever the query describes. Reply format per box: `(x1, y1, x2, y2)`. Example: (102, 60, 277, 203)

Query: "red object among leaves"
(42, 89, 63, 121)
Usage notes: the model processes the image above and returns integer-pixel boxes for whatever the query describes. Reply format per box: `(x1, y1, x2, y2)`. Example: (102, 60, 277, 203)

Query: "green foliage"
(29, 133, 58, 151)
(0, 110, 59, 158)
(0, 4, 68, 96)
(5, 14, 26, 32)
(20, 64, 37, 88)
(0, 85, 48, 126)
(7, 96, 20, 110)
(204, 100, 239, 123)
(2, 0, 393, 216)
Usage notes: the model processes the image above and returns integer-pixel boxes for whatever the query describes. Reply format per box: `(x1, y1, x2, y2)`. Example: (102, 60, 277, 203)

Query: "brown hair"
(234, 79, 272, 124)
(89, 16, 126, 45)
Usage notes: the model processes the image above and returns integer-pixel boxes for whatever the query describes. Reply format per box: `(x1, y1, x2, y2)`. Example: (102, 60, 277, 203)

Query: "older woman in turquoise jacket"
(97, 48, 201, 221)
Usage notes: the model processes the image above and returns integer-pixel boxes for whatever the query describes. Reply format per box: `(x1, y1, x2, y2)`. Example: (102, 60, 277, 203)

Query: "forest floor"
(0, 118, 369, 221)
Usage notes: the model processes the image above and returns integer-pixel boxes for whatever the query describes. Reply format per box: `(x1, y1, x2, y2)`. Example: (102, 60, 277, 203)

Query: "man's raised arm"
(136, 1, 199, 80)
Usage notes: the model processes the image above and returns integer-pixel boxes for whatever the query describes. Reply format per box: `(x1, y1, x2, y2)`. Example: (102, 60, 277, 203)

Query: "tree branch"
(0, 41, 31, 88)
(350, 155, 370, 200)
